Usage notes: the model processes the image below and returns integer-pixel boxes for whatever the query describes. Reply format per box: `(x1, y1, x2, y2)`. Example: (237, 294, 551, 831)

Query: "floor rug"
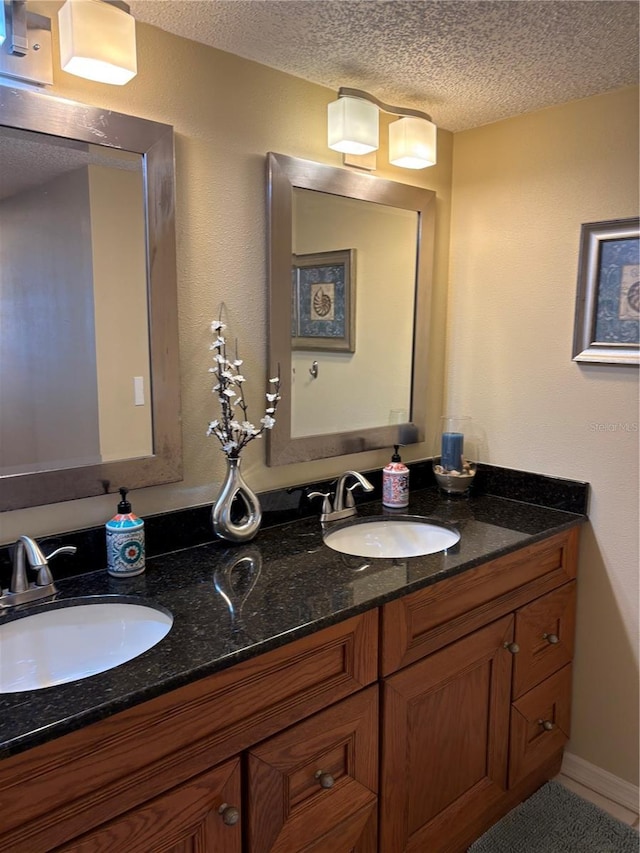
(468, 780, 639, 852)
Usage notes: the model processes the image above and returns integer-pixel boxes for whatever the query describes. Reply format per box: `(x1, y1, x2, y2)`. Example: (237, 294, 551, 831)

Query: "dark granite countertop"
(0, 478, 588, 762)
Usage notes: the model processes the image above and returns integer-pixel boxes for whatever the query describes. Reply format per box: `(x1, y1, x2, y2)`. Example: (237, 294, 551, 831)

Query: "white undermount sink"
(0, 598, 173, 694)
(324, 516, 460, 559)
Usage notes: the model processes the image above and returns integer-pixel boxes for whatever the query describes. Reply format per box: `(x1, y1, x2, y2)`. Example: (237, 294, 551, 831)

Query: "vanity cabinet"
(0, 526, 580, 853)
(379, 528, 578, 853)
(53, 688, 379, 853)
(0, 611, 378, 853)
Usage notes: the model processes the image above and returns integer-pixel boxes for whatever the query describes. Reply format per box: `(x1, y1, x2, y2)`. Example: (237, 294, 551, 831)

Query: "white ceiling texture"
(129, 0, 639, 132)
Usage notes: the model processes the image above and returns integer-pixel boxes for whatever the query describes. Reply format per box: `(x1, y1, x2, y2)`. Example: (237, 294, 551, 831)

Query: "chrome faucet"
(0, 535, 77, 609)
(309, 470, 374, 522)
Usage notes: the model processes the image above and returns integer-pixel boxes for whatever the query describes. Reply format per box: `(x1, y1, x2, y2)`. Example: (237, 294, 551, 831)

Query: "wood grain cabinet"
(381, 616, 515, 853)
(248, 686, 378, 852)
(0, 611, 378, 853)
(0, 527, 580, 853)
(379, 527, 579, 853)
(56, 758, 243, 853)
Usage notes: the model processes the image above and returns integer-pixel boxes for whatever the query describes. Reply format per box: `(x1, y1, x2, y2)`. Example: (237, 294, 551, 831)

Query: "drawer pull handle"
(315, 770, 335, 789)
(218, 804, 240, 826)
(538, 719, 555, 731)
(543, 633, 559, 644)
(503, 641, 520, 654)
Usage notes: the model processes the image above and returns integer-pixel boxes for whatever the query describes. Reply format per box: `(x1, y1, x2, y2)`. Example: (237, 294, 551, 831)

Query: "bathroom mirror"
(267, 152, 436, 465)
(0, 85, 181, 511)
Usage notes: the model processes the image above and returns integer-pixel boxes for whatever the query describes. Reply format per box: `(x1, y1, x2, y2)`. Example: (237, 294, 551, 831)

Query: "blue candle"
(441, 432, 464, 471)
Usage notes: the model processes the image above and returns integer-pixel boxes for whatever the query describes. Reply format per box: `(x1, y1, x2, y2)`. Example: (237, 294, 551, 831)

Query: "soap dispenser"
(106, 488, 145, 577)
(382, 445, 410, 509)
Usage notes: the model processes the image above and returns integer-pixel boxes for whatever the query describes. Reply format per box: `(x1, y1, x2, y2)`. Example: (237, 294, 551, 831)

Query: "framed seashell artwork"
(572, 217, 639, 365)
(292, 248, 356, 352)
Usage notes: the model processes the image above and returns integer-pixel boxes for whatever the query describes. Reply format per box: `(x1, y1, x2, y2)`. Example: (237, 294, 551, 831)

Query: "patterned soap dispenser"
(382, 445, 410, 509)
(106, 488, 146, 577)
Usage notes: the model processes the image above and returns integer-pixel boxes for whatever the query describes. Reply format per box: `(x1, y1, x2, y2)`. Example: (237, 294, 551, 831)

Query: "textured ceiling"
(128, 0, 639, 132)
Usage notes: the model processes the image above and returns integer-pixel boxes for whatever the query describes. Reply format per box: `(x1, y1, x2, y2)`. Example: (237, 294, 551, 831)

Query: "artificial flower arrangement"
(206, 319, 281, 457)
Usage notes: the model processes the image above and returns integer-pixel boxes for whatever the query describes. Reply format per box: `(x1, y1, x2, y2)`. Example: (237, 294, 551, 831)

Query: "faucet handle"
(344, 484, 359, 509)
(37, 546, 77, 586)
(308, 491, 333, 517)
(345, 475, 374, 508)
(44, 545, 78, 561)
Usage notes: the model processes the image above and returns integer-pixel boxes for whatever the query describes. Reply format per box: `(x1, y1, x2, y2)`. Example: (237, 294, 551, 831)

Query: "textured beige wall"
(2, 8, 452, 539)
(449, 87, 639, 785)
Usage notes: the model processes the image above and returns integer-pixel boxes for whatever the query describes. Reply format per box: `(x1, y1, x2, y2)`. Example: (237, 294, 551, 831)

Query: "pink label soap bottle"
(382, 445, 410, 508)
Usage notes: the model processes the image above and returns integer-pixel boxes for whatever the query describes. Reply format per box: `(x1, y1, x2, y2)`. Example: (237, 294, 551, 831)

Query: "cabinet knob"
(503, 641, 520, 654)
(315, 770, 335, 789)
(218, 803, 240, 826)
(538, 719, 555, 731)
(543, 632, 559, 644)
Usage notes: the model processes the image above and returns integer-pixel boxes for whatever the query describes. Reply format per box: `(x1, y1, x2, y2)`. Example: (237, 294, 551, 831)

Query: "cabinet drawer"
(56, 758, 242, 853)
(0, 611, 378, 853)
(248, 685, 378, 852)
(509, 664, 572, 786)
(381, 528, 579, 674)
(512, 582, 576, 698)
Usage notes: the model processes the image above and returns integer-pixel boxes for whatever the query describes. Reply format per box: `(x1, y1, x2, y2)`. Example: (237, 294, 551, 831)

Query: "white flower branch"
(206, 318, 281, 458)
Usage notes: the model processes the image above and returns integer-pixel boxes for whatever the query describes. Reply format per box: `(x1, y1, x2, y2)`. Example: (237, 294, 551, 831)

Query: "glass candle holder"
(433, 415, 477, 496)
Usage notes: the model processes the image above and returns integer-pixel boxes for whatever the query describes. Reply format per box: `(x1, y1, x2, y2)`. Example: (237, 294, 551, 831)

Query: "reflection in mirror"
(0, 85, 181, 511)
(267, 152, 436, 466)
(292, 189, 418, 438)
(1, 128, 151, 475)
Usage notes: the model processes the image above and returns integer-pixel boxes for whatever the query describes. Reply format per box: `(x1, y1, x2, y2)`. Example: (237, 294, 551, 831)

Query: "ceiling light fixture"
(328, 87, 437, 169)
(0, 0, 136, 88)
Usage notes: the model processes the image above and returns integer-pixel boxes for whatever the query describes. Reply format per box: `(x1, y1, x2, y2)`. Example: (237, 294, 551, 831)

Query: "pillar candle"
(441, 432, 464, 471)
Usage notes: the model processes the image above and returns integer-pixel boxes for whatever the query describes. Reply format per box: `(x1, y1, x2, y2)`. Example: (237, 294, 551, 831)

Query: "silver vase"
(212, 456, 262, 543)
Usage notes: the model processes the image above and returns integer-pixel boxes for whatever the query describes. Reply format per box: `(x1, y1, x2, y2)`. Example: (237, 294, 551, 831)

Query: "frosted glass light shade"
(328, 96, 379, 155)
(389, 116, 437, 169)
(58, 0, 137, 85)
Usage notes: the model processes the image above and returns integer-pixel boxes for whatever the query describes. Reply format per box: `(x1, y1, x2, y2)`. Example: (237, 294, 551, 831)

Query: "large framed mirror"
(267, 152, 436, 466)
(0, 85, 181, 511)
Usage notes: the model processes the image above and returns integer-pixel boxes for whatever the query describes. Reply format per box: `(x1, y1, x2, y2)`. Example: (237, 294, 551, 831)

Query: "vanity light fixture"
(58, 0, 137, 86)
(327, 87, 437, 169)
(0, 0, 136, 87)
(328, 91, 379, 155)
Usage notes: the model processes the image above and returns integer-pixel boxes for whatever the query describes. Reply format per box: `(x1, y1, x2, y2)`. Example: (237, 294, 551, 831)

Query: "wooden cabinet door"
(247, 686, 378, 852)
(381, 616, 514, 853)
(56, 758, 241, 853)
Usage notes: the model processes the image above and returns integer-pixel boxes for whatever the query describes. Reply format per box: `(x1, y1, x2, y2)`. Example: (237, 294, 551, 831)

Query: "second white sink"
(324, 517, 460, 559)
(0, 598, 173, 694)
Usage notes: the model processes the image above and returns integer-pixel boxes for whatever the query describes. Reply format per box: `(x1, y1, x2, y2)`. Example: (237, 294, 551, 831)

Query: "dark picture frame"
(572, 217, 639, 365)
(292, 249, 356, 352)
